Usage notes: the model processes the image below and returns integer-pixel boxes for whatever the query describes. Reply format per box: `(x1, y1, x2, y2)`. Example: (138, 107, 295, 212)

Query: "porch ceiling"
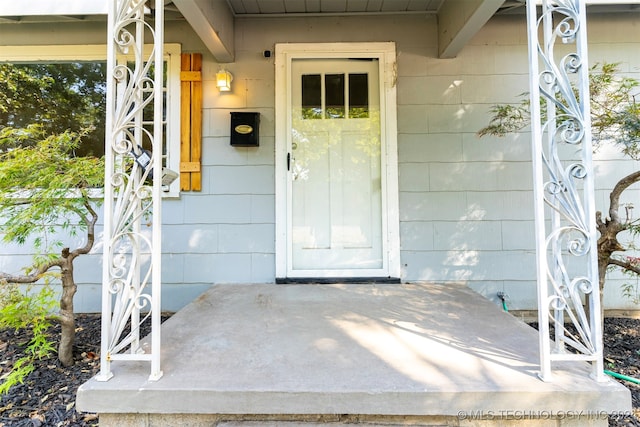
(225, 0, 448, 14)
(169, 0, 640, 61)
(170, 0, 509, 62)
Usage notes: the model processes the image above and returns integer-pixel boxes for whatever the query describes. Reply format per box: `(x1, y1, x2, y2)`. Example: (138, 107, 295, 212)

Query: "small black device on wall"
(230, 112, 260, 147)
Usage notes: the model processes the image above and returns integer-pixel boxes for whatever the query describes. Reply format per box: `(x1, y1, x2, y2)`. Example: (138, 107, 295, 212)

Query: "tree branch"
(68, 200, 97, 261)
(596, 211, 606, 234)
(609, 257, 640, 276)
(0, 257, 63, 284)
(609, 169, 640, 223)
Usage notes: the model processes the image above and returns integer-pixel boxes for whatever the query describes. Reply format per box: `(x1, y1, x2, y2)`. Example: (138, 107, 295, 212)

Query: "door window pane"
(325, 73, 345, 119)
(301, 74, 322, 119)
(349, 73, 369, 118)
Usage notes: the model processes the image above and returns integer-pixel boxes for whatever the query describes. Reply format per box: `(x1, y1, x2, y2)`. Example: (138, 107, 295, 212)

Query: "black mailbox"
(230, 112, 260, 147)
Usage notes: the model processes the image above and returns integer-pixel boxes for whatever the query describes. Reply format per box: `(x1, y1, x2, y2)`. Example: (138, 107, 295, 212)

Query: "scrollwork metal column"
(97, 0, 164, 381)
(527, 0, 604, 382)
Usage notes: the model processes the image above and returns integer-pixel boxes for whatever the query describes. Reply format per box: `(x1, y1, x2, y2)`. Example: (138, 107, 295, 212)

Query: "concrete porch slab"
(77, 283, 630, 422)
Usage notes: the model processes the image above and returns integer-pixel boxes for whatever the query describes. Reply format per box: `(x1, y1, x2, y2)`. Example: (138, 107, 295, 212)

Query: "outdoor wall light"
(131, 146, 179, 188)
(216, 69, 233, 91)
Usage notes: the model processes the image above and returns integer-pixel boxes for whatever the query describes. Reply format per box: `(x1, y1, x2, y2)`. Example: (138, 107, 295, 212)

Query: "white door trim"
(275, 42, 400, 280)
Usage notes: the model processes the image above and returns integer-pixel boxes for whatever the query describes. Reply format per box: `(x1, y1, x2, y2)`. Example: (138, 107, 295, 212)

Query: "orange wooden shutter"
(180, 53, 202, 191)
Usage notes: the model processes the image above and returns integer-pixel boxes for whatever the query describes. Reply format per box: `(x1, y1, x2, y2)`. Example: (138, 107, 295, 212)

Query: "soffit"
(225, 0, 445, 15)
(223, 0, 640, 15)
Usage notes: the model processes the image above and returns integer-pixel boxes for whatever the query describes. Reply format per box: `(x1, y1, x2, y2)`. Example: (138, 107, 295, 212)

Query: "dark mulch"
(604, 317, 640, 427)
(0, 315, 639, 426)
(0, 313, 168, 427)
(0, 314, 102, 426)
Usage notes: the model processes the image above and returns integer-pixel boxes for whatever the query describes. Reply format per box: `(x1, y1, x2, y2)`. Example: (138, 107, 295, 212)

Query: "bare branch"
(70, 200, 97, 258)
(0, 257, 63, 284)
(596, 211, 606, 233)
(609, 170, 640, 223)
(609, 257, 640, 276)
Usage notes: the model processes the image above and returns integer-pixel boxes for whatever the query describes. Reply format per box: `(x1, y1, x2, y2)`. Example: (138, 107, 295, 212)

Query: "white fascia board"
(0, 0, 107, 16)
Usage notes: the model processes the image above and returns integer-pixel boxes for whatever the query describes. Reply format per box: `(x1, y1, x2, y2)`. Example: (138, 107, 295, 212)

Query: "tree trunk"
(597, 251, 609, 323)
(58, 249, 76, 367)
(0, 202, 97, 367)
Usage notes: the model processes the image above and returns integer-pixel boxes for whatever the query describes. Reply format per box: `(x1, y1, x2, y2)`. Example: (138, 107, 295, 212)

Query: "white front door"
(290, 58, 382, 273)
(275, 43, 400, 280)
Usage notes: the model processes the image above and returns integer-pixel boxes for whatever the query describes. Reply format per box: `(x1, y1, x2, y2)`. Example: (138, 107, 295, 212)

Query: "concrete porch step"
(96, 413, 611, 426)
(77, 283, 631, 427)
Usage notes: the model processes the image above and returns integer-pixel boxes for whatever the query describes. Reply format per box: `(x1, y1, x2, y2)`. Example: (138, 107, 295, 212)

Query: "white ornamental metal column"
(97, 0, 164, 381)
(527, 0, 604, 382)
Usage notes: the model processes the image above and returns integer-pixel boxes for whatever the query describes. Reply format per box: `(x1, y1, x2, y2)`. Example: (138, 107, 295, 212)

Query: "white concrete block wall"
(458, 14, 640, 310)
(394, 13, 640, 310)
(3, 12, 640, 312)
(396, 14, 531, 307)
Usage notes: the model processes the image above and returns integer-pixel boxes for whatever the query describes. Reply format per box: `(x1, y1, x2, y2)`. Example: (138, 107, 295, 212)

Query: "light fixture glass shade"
(216, 69, 233, 91)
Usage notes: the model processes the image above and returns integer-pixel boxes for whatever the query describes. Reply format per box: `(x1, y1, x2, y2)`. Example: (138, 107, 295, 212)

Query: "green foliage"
(0, 125, 104, 252)
(476, 96, 530, 138)
(0, 59, 106, 380)
(589, 63, 640, 159)
(0, 62, 107, 157)
(621, 257, 640, 305)
(0, 284, 57, 394)
(478, 63, 640, 159)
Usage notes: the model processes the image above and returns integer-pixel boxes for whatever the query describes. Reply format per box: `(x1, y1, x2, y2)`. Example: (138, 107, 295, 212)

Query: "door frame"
(274, 42, 400, 280)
